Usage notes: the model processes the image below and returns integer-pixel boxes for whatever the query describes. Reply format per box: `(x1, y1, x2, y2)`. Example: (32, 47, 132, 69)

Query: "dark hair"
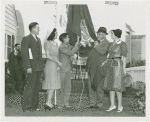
(112, 29, 122, 38)
(47, 28, 57, 41)
(29, 22, 39, 31)
(59, 33, 68, 42)
(15, 43, 20, 47)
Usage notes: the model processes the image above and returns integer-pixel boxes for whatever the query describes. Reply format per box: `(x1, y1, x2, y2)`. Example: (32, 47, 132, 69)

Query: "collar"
(116, 39, 121, 44)
(99, 38, 105, 43)
(14, 48, 18, 53)
(31, 33, 37, 41)
(62, 43, 70, 47)
(51, 41, 57, 45)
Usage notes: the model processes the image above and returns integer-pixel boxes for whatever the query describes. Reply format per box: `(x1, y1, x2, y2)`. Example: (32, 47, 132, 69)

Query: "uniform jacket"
(21, 33, 45, 72)
(59, 43, 79, 72)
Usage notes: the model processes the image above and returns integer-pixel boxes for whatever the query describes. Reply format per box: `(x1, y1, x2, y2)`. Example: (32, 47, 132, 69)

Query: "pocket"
(111, 59, 118, 67)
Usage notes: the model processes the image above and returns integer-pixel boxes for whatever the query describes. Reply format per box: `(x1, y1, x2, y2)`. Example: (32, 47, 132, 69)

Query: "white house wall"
(5, 4, 17, 35)
(5, 4, 18, 61)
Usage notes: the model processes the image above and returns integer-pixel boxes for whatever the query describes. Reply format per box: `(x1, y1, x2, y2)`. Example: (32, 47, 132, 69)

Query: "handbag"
(123, 73, 132, 87)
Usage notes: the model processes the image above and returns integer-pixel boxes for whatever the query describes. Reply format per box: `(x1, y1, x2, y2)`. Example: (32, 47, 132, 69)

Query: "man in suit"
(21, 22, 45, 112)
(57, 33, 80, 108)
(87, 27, 109, 109)
(8, 43, 23, 94)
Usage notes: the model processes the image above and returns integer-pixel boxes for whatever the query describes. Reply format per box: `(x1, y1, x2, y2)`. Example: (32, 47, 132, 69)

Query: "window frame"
(5, 33, 16, 62)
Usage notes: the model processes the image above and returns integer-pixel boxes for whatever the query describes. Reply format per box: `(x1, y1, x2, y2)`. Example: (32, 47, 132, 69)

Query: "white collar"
(14, 48, 17, 53)
(100, 38, 105, 42)
(31, 33, 37, 41)
(52, 41, 57, 45)
(116, 39, 121, 44)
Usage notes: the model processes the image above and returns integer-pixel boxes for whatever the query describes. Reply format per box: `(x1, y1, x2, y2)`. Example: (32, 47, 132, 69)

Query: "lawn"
(5, 92, 140, 117)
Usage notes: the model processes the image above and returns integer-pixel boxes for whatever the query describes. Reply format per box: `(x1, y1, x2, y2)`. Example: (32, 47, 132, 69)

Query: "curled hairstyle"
(59, 33, 68, 42)
(47, 28, 57, 41)
(111, 29, 122, 38)
(29, 22, 39, 31)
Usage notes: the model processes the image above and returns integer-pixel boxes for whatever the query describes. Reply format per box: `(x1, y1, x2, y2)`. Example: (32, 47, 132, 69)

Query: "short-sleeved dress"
(103, 40, 128, 92)
(42, 41, 61, 90)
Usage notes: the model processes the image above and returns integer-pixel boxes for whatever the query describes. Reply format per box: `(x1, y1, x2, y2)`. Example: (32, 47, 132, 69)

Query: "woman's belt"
(107, 57, 121, 66)
(107, 57, 121, 59)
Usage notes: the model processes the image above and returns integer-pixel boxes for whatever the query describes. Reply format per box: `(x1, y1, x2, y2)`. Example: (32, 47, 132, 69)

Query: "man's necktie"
(36, 36, 39, 43)
(36, 36, 40, 58)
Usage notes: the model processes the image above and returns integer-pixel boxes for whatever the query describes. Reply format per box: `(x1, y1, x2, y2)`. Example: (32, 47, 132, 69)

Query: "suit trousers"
(10, 68, 22, 93)
(88, 68, 104, 107)
(22, 71, 42, 111)
(88, 75, 96, 106)
(57, 71, 71, 105)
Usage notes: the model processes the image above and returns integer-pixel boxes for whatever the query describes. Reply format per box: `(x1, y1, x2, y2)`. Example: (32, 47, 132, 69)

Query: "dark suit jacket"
(21, 34, 45, 72)
(87, 38, 109, 82)
(59, 43, 79, 72)
(94, 38, 109, 64)
(8, 50, 23, 72)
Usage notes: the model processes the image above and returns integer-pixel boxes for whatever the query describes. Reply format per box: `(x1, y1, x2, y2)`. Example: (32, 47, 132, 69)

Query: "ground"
(5, 92, 140, 117)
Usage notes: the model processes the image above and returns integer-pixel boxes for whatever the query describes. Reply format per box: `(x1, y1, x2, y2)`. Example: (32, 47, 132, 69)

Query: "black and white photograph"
(1, 0, 150, 120)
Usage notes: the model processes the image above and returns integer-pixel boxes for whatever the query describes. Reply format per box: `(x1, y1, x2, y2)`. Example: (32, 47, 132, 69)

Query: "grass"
(5, 92, 140, 117)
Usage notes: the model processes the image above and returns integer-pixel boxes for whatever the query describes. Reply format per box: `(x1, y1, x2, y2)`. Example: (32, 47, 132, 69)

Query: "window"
(5, 33, 6, 59)
(5, 34, 15, 60)
(7, 35, 12, 59)
(12, 35, 15, 51)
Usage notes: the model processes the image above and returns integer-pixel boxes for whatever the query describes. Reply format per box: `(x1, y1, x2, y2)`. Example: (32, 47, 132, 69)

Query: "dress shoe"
(15, 91, 20, 94)
(44, 104, 53, 112)
(97, 103, 103, 108)
(93, 103, 103, 109)
(89, 106, 94, 108)
(117, 107, 123, 112)
(64, 104, 72, 108)
(23, 109, 32, 112)
(25, 110, 31, 112)
(57, 104, 64, 108)
(36, 108, 40, 111)
(92, 104, 98, 108)
(106, 105, 116, 111)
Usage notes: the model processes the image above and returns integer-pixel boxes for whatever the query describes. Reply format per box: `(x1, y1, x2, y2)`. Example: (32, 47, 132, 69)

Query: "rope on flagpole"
(77, 66, 85, 109)
(54, 2, 57, 108)
(76, 45, 85, 109)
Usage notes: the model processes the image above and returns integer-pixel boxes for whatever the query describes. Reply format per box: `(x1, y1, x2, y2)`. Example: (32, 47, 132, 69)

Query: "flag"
(126, 23, 134, 34)
(126, 31, 130, 35)
(66, 5, 97, 57)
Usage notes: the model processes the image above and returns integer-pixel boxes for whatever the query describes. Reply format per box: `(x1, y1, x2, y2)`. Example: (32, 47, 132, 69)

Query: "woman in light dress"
(42, 28, 62, 111)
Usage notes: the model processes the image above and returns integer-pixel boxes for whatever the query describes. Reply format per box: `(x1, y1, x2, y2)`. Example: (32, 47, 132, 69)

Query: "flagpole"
(126, 23, 134, 66)
(129, 32, 132, 66)
(54, 2, 57, 107)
